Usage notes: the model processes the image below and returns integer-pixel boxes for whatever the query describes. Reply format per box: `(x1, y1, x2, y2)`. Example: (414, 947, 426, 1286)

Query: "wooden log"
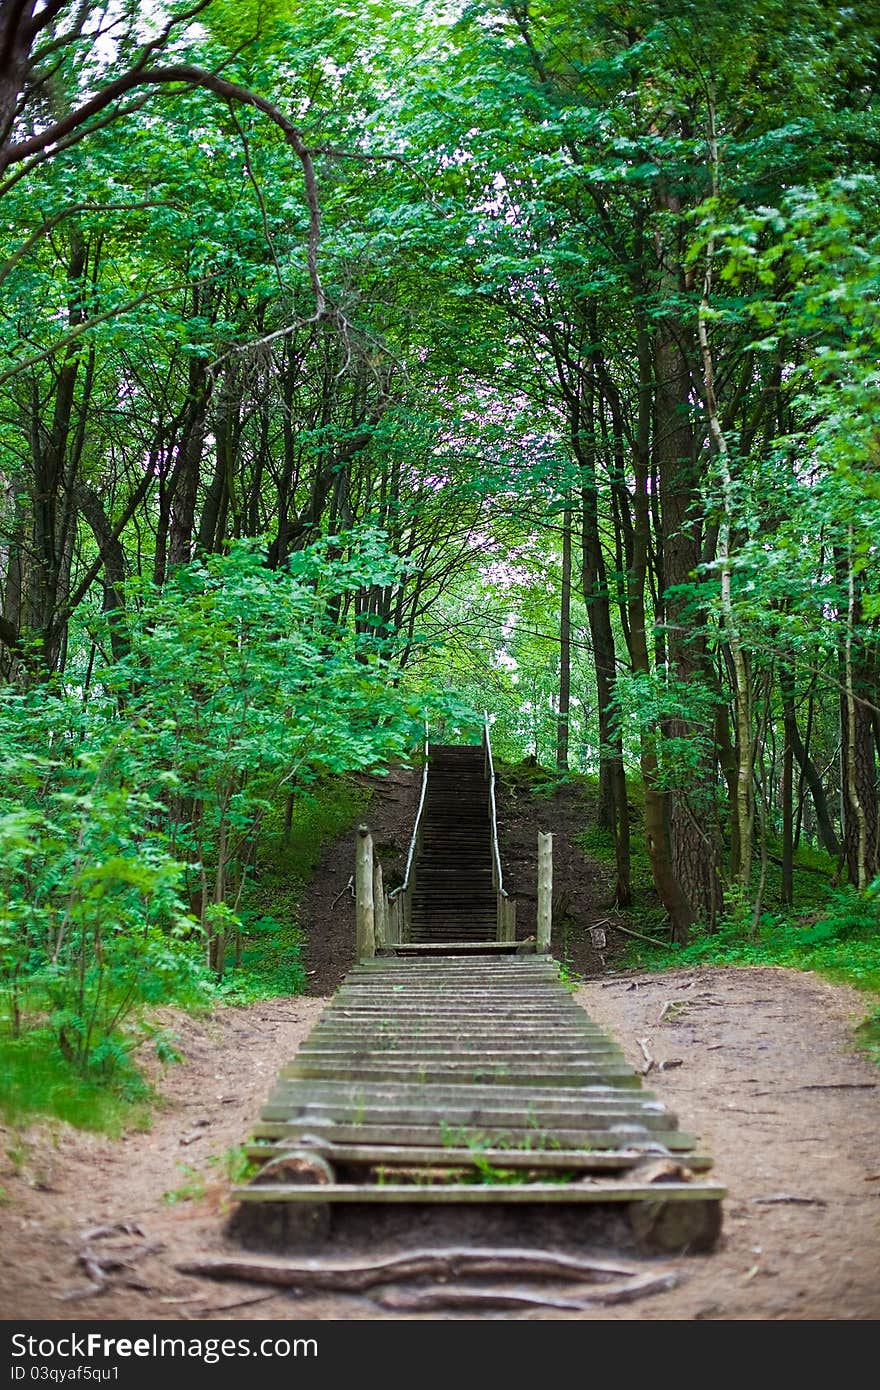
(355, 825, 375, 961)
(537, 831, 552, 951)
(386, 895, 401, 946)
(497, 894, 517, 942)
(252, 1151, 335, 1186)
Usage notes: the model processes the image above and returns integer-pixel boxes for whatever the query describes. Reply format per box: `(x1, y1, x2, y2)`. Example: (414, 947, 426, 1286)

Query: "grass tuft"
(0, 1028, 152, 1135)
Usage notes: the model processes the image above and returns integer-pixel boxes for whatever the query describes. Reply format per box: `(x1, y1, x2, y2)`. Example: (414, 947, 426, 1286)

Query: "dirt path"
(1, 966, 877, 1322)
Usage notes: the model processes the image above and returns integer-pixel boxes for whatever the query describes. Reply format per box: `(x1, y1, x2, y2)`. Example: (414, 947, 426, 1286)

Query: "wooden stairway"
(230, 962, 725, 1254)
(228, 732, 724, 1254)
(409, 744, 497, 943)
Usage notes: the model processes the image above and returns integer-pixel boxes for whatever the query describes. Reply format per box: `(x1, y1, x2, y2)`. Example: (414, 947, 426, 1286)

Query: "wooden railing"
(386, 720, 429, 945)
(482, 713, 517, 942)
(355, 725, 428, 961)
(354, 718, 552, 961)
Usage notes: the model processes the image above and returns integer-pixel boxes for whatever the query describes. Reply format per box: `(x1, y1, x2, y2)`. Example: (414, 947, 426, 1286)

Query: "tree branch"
(2, 64, 326, 318)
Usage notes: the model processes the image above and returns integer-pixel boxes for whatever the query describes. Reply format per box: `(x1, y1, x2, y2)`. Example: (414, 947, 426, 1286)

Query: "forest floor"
(2, 765, 878, 1322)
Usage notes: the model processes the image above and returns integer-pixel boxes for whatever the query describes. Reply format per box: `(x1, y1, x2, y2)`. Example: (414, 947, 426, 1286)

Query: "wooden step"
(243, 1141, 716, 1174)
(233, 1180, 726, 1206)
(251, 1120, 700, 1150)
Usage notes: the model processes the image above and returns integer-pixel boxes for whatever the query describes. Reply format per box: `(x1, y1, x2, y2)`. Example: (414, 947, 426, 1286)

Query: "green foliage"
(0, 533, 445, 1085)
(0, 1029, 152, 1135)
(0, 687, 210, 1072)
(623, 888, 880, 1000)
(213, 775, 370, 1000)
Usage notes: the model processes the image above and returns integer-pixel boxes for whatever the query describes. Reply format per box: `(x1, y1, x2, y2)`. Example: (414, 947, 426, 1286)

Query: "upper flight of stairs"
(408, 744, 497, 943)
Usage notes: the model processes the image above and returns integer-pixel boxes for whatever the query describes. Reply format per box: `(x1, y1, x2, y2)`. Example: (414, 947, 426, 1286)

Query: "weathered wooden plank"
(265, 1092, 664, 1119)
(391, 941, 528, 953)
(304, 1027, 618, 1039)
(350, 962, 559, 975)
(249, 1121, 700, 1150)
(243, 1142, 715, 1173)
(267, 1076, 658, 1103)
(295, 1045, 626, 1062)
(537, 831, 552, 952)
(263, 1087, 672, 1115)
(232, 1181, 727, 1205)
(355, 826, 375, 963)
(309, 1010, 607, 1024)
(333, 988, 584, 999)
(328, 988, 587, 999)
(259, 1105, 677, 1133)
(285, 1059, 639, 1080)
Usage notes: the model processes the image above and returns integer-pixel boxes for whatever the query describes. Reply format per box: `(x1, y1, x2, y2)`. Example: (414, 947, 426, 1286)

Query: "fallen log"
(177, 1246, 650, 1292)
(376, 1271, 678, 1313)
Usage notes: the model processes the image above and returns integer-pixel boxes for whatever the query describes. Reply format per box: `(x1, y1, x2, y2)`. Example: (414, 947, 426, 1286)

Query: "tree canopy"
(1, 0, 878, 1070)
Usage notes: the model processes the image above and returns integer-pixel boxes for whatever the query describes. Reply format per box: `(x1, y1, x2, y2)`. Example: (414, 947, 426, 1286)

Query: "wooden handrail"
(388, 720, 429, 901)
(483, 711, 508, 901)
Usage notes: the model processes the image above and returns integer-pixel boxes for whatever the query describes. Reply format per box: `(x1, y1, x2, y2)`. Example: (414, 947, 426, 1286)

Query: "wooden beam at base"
(232, 1180, 726, 1205)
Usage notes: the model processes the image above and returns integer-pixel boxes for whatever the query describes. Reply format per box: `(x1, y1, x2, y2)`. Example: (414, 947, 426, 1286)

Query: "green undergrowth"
(162, 1145, 258, 1205)
(0, 777, 371, 1133)
(217, 775, 371, 1002)
(622, 889, 880, 988)
(0, 1029, 153, 1136)
(620, 889, 880, 1064)
(577, 819, 880, 1060)
(499, 759, 600, 806)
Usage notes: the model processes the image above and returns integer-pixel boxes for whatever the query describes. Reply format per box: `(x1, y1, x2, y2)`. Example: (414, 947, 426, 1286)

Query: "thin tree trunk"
(697, 92, 752, 903)
(576, 379, 631, 907)
(556, 499, 572, 772)
(781, 670, 795, 906)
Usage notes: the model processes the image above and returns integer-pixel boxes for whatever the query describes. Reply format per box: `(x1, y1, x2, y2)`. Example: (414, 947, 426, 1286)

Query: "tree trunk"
(655, 314, 722, 925)
(841, 619, 878, 888)
(556, 499, 572, 773)
(575, 381, 631, 908)
(624, 309, 693, 941)
(781, 674, 795, 906)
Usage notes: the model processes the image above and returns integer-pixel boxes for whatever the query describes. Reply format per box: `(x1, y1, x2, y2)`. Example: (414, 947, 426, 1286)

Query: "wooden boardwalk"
(230, 735, 724, 1253)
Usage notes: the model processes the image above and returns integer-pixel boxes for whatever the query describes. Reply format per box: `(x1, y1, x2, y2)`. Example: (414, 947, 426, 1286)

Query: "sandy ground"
(0, 965, 877, 1322)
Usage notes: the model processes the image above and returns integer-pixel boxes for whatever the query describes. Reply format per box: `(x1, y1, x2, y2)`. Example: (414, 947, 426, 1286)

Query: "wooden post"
(498, 894, 516, 942)
(386, 895, 400, 945)
(537, 831, 552, 952)
(355, 825, 375, 961)
(373, 860, 386, 950)
(402, 887, 412, 943)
